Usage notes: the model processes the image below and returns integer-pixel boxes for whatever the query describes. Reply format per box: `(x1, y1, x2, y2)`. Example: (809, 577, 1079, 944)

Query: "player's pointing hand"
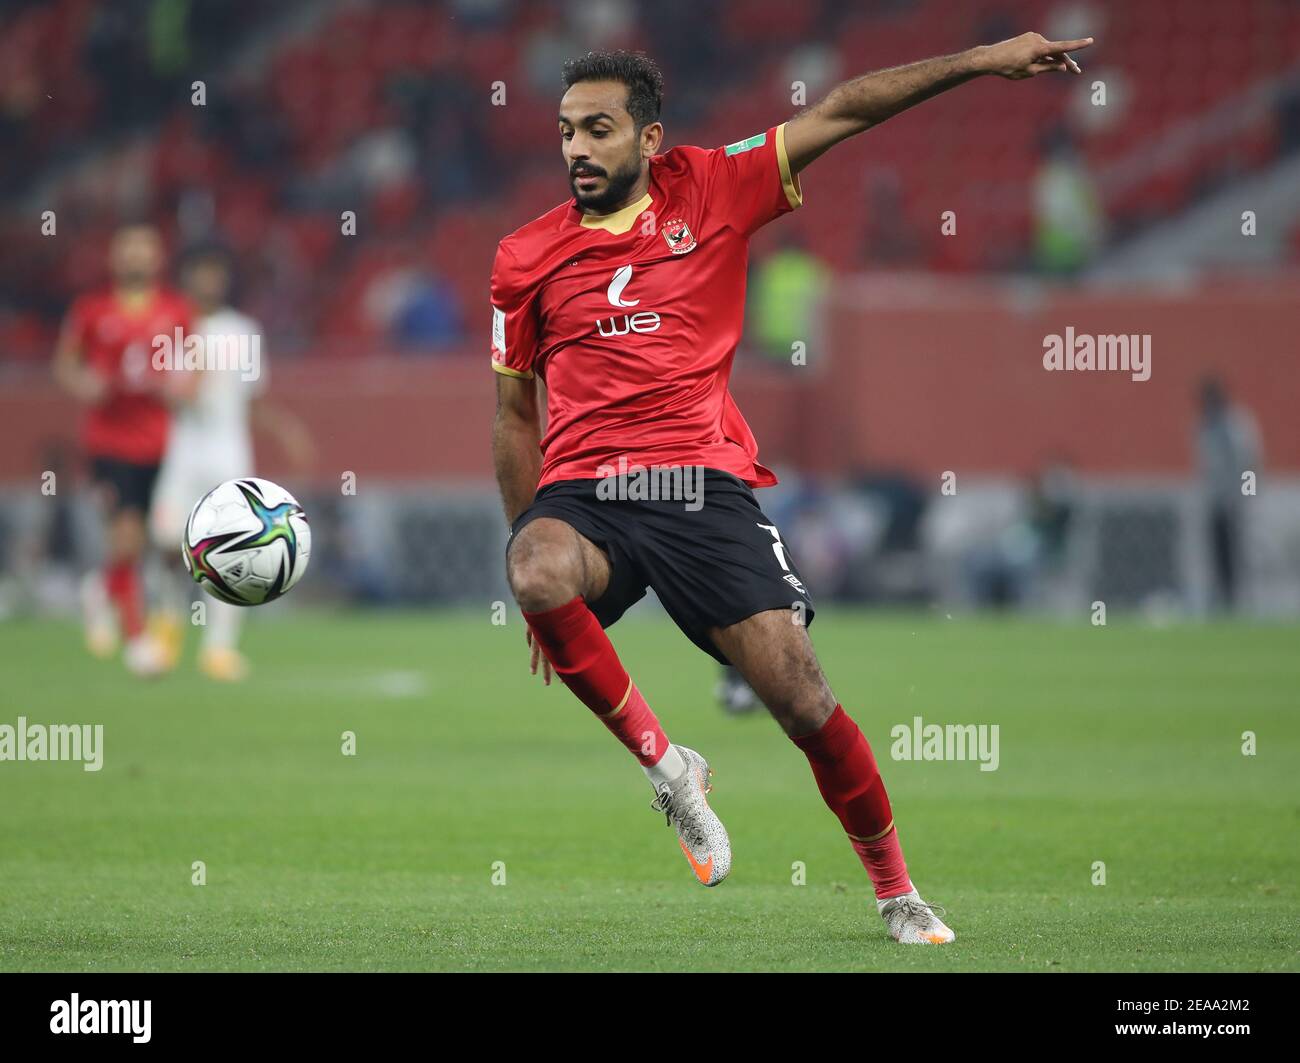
(979, 32, 1094, 79)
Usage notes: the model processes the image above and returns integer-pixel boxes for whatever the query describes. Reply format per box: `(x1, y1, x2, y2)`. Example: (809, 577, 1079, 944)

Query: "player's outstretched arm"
(782, 32, 1094, 173)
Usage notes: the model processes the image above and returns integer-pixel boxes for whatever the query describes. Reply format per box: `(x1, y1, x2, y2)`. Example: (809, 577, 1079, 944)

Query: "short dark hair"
(561, 50, 663, 131)
(180, 241, 234, 272)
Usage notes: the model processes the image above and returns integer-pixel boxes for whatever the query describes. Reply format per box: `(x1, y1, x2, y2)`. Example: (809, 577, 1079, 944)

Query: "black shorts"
(89, 456, 160, 515)
(510, 468, 814, 665)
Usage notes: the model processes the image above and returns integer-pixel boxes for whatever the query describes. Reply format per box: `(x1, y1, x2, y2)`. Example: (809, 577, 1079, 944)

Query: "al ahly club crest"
(661, 217, 697, 255)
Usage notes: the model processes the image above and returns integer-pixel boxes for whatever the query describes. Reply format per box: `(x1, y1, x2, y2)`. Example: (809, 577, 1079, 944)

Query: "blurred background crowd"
(1, 0, 1298, 623)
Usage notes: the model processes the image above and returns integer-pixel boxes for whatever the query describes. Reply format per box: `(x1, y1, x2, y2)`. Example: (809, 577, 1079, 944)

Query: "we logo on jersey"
(596, 265, 661, 338)
(606, 264, 639, 307)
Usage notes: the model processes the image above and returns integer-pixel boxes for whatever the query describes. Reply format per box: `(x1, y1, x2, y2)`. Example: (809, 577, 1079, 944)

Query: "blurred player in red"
(53, 224, 193, 675)
(493, 34, 1092, 943)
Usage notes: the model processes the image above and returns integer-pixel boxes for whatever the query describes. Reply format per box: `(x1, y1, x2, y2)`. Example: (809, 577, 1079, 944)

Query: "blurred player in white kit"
(151, 245, 313, 680)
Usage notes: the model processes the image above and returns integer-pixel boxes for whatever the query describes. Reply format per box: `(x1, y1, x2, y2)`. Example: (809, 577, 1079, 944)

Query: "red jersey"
(63, 289, 192, 464)
(490, 123, 803, 489)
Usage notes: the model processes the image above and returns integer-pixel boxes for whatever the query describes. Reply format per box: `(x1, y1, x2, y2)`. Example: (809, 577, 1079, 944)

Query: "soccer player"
(149, 245, 313, 681)
(492, 34, 1092, 944)
(53, 224, 193, 676)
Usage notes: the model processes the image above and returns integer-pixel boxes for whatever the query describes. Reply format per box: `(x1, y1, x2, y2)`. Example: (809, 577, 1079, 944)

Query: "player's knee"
(508, 554, 582, 612)
(110, 510, 148, 559)
(506, 528, 583, 613)
(769, 688, 837, 737)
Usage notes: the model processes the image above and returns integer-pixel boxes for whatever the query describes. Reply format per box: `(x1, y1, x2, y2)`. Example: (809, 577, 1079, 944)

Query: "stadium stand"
(2, 0, 1299, 361)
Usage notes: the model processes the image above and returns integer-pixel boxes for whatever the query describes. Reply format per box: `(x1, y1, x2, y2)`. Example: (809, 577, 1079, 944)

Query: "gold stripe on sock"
(600, 679, 634, 717)
(847, 820, 895, 844)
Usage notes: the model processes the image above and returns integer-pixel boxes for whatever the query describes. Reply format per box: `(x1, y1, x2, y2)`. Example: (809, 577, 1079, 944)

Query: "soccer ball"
(183, 478, 311, 606)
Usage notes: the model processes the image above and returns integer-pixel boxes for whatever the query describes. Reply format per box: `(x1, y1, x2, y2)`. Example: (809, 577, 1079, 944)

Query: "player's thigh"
(709, 609, 837, 737)
(88, 457, 129, 521)
(506, 516, 611, 609)
(150, 463, 208, 550)
(638, 472, 815, 664)
(90, 458, 155, 557)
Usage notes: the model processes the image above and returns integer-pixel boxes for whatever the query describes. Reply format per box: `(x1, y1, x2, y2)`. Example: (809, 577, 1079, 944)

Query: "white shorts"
(151, 456, 252, 550)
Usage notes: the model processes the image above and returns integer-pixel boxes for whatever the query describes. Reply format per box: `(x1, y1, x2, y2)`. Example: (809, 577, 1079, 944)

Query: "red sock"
(104, 560, 144, 639)
(792, 704, 912, 900)
(523, 596, 669, 767)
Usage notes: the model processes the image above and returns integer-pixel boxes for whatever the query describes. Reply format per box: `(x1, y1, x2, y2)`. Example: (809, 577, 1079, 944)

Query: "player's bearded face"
(568, 137, 642, 213)
(110, 229, 163, 287)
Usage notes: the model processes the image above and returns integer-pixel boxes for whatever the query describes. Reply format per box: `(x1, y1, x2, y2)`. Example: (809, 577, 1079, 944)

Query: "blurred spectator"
(749, 229, 828, 364)
(395, 272, 464, 348)
(1278, 74, 1300, 154)
(1196, 377, 1262, 611)
(364, 267, 464, 349)
(964, 461, 1077, 608)
(849, 471, 931, 603)
(1032, 127, 1105, 276)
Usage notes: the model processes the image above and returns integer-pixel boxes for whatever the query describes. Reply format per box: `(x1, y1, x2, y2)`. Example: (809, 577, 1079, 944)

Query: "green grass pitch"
(0, 609, 1296, 971)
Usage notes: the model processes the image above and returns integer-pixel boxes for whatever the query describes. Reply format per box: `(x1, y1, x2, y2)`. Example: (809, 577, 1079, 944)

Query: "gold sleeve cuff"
(775, 122, 804, 210)
(492, 361, 534, 380)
